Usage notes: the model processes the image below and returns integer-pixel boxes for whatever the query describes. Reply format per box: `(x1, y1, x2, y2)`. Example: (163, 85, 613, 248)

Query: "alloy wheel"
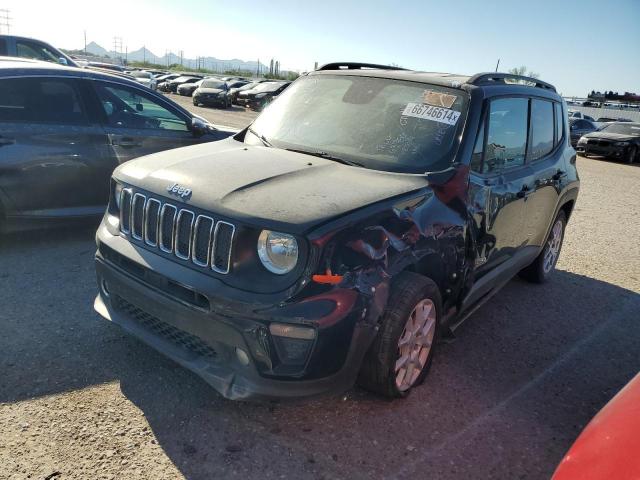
(395, 298, 437, 392)
(543, 219, 563, 274)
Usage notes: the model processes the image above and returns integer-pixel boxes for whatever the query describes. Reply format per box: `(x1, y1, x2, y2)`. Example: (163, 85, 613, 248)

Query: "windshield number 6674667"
(402, 102, 461, 126)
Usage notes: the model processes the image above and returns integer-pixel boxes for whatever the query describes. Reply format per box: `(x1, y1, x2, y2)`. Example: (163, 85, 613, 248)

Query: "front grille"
(112, 295, 217, 359)
(119, 190, 235, 274)
(588, 139, 611, 147)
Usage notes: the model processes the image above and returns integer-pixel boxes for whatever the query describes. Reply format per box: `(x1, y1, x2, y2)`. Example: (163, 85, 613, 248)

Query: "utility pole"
(113, 37, 123, 63)
(143, 45, 146, 63)
(0, 9, 11, 34)
(495, 58, 500, 72)
(84, 30, 87, 55)
(180, 50, 183, 67)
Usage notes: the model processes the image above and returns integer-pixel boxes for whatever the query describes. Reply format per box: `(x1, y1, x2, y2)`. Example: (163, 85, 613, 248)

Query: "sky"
(2, 0, 638, 96)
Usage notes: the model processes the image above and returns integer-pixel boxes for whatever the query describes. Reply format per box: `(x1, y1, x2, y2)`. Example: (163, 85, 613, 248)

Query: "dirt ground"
(1, 150, 639, 479)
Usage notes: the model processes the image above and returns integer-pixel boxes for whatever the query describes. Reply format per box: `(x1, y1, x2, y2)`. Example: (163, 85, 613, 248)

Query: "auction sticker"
(402, 103, 461, 126)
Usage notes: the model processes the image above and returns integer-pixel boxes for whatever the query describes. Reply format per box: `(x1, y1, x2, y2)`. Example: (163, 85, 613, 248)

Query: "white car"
(568, 110, 595, 121)
(130, 70, 157, 90)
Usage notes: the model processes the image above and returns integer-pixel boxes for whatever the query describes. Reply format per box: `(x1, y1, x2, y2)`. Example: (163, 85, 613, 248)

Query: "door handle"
(552, 170, 566, 181)
(0, 136, 15, 147)
(516, 184, 532, 199)
(113, 137, 142, 148)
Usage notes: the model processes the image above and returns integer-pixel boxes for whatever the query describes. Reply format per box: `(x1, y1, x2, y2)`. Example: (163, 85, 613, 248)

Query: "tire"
(193, 99, 198, 106)
(358, 272, 441, 398)
(626, 145, 637, 164)
(519, 210, 566, 283)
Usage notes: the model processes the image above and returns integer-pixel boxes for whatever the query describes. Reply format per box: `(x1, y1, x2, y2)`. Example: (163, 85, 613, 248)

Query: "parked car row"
(0, 58, 235, 233)
(575, 122, 640, 163)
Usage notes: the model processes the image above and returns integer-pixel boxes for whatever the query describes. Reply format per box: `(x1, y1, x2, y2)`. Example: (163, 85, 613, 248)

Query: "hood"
(113, 139, 428, 234)
(583, 131, 638, 141)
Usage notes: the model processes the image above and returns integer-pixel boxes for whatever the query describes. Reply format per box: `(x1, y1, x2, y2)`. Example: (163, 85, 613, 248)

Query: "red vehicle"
(553, 373, 640, 480)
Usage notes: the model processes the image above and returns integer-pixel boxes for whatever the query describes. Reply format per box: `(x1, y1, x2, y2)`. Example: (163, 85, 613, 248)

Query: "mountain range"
(82, 41, 271, 73)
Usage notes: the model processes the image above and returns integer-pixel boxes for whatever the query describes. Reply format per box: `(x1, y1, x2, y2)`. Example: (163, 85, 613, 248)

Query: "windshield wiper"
(284, 148, 364, 168)
(247, 127, 272, 147)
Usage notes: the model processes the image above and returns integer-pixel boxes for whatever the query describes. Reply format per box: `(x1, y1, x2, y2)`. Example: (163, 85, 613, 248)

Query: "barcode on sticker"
(402, 103, 461, 126)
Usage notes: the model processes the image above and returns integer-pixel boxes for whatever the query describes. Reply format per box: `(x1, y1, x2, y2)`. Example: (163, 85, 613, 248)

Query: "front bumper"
(195, 96, 226, 106)
(576, 142, 628, 157)
(94, 225, 375, 400)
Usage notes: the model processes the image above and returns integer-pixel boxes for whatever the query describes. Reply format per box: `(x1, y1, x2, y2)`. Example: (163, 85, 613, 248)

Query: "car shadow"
(2, 240, 638, 479)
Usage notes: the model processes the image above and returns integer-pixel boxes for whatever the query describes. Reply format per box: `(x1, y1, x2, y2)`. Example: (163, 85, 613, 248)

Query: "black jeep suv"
(94, 63, 579, 400)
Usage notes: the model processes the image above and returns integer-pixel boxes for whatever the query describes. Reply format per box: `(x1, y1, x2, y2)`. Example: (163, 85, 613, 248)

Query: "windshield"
(247, 75, 468, 173)
(132, 71, 152, 79)
(238, 82, 259, 91)
(600, 123, 640, 135)
(252, 82, 283, 93)
(201, 80, 225, 89)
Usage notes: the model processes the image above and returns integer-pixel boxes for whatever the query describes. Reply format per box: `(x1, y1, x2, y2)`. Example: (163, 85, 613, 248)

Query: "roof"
(0, 58, 139, 85)
(311, 68, 471, 90)
(311, 62, 557, 93)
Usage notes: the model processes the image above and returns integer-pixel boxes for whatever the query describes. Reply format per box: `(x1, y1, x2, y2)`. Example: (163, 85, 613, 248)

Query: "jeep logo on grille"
(166, 183, 192, 200)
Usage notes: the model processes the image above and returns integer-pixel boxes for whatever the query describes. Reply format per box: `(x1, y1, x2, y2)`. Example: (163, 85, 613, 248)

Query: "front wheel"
(358, 272, 440, 398)
(626, 145, 637, 164)
(519, 211, 566, 283)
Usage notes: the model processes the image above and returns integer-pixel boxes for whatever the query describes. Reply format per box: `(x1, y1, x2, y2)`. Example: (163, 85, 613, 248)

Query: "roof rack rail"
(467, 72, 556, 92)
(317, 62, 407, 71)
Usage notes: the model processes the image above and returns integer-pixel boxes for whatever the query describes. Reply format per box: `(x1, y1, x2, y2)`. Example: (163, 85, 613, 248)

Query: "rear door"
(0, 76, 111, 217)
(522, 99, 565, 247)
(88, 79, 204, 164)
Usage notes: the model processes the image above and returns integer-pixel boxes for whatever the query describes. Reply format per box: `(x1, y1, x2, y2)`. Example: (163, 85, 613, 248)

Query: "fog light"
(269, 323, 316, 340)
(270, 323, 315, 366)
(235, 347, 250, 366)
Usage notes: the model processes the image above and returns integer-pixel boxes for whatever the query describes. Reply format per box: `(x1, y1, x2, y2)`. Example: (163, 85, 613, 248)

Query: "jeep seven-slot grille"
(119, 189, 235, 274)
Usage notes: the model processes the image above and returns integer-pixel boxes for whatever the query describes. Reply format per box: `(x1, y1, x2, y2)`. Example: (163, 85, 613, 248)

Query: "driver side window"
(94, 83, 188, 131)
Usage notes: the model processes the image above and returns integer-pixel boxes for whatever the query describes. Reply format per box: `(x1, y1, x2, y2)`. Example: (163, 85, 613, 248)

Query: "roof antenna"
(495, 59, 500, 72)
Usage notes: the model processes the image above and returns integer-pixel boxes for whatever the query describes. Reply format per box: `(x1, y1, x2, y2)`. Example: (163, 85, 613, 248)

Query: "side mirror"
(58, 57, 68, 66)
(191, 117, 210, 137)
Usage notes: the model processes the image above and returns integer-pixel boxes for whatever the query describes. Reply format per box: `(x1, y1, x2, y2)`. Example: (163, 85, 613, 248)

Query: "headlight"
(255, 93, 267, 98)
(114, 182, 124, 210)
(257, 230, 299, 274)
(614, 141, 630, 146)
(578, 137, 588, 144)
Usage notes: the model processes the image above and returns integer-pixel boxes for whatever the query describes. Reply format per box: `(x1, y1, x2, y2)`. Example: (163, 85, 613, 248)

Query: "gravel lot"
(168, 92, 258, 129)
(1, 143, 639, 478)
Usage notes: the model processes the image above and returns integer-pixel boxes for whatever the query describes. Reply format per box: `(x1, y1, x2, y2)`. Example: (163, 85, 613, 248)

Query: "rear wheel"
(626, 145, 637, 164)
(519, 211, 566, 283)
(358, 272, 440, 398)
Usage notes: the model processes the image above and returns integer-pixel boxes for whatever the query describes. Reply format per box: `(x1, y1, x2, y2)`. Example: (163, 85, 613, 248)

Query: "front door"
(89, 80, 203, 164)
(465, 97, 533, 308)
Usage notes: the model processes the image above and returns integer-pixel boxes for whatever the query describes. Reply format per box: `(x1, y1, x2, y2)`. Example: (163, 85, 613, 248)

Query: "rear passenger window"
(484, 97, 528, 173)
(529, 99, 554, 160)
(0, 78, 86, 124)
(554, 103, 564, 145)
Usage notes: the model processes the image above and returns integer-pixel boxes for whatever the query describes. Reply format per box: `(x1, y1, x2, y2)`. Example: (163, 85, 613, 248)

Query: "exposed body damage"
(94, 65, 580, 400)
(306, 164, 471, 342)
